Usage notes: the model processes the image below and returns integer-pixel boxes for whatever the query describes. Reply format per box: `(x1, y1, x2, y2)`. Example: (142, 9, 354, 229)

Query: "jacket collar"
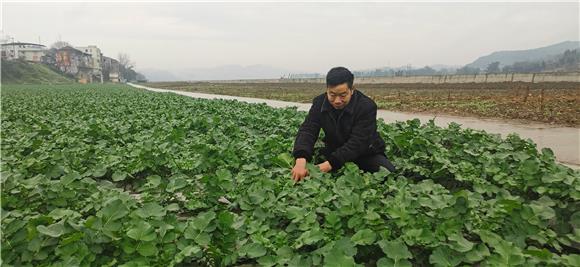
(320, 90, 358, 115)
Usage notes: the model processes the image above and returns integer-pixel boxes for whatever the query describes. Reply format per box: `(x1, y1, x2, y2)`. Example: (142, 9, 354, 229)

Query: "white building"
(1, 42, 46, 62)
(102, 56, 121, 82)
(75, 45, 103, 72)
(75, 45, 104, 82)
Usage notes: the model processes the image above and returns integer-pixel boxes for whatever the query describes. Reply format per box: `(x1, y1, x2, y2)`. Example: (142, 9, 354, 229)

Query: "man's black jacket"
(292, 90, 386, 170)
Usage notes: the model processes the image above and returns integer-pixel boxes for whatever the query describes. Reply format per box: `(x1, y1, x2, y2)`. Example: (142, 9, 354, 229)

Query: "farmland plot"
(1, 84, 579, 266)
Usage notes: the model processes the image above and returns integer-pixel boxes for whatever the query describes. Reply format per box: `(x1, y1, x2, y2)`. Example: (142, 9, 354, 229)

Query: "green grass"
(1, 60, 73, 84)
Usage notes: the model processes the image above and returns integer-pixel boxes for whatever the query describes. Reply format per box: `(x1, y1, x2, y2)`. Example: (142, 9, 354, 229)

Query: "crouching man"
(291, 66, 396, 182)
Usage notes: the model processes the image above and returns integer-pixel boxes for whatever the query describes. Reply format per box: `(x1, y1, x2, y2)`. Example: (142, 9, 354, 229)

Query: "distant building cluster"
(1, 41, 123, 84)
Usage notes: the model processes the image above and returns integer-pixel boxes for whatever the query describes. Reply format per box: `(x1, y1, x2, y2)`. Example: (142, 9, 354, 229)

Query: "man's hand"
(291, 158, 309, 182)
(317, 161, 332, 173)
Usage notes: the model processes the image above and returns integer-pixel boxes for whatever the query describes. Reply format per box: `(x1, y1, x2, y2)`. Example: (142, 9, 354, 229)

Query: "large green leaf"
(101, 199, 129, 222)
(378, 240, 412, 261)
(324, 253, 357, 267)
(245, 243, 267, 258)
(429, 247, 462, 267)
(351, 229, 376, 245)
(166, 175, 187, 192)
(299, 228, 325, 246)
(191, 211, 216, 230)
(377, 257, 412, 267)
(127, 221, 156, 241)
(324, 239, 358, 267)
(93, 165, 108, 178)
(447, 233, 474, 252)
(135, 203, 166, 218)
(491, 240, 525, 265)
(112, 171, 127, 182)
(137, 241, 157, 257)
(37, 222, 66, 238)
(465, 243, 490, 263)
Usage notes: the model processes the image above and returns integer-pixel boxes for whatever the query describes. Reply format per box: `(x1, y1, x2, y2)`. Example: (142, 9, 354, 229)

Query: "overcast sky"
(2, 1, 579, 74)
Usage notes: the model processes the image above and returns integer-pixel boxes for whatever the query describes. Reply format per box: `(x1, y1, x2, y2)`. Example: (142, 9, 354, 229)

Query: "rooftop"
(1, 42, 46, 47)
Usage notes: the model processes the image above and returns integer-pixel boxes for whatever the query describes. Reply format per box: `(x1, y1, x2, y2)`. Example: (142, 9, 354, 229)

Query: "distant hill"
(1, 60, 73, 84)
(466, 41, 580, 69)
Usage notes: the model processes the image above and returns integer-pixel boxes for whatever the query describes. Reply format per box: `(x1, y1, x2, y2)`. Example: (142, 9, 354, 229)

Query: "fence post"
(398, 91, 402, 106)
(523, 85, 530, 103)
(540, 86, 545, 112)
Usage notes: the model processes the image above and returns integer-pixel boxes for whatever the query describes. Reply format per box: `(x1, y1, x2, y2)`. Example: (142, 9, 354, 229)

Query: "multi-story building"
(1, 42, 46, 62)
(75, 45, 103, 82)
(102, 56, 121, 82)
(55, 46, 93, 83)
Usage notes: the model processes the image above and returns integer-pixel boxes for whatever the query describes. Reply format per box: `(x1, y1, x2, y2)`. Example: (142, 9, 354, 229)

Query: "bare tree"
(118, 53, 138, 82)
(118, 53, 134, 70)
(51, 41, 73, 49)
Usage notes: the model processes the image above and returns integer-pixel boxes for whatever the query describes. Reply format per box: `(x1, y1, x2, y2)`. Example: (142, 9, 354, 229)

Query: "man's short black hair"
(326, 67, 354, 89)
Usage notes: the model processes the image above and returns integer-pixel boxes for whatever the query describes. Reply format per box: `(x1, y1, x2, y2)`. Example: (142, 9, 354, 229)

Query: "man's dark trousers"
(316, 147, 396, 173)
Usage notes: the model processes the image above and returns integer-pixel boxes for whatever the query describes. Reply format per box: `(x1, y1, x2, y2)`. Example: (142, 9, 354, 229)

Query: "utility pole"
(11, 37, 15, 59)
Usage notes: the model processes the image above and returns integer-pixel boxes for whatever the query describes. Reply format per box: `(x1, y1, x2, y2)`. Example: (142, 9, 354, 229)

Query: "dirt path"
(129, 83, 580, 168)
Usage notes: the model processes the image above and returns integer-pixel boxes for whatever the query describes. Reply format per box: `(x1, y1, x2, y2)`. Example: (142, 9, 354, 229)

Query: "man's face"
(326, 83, 353, 110)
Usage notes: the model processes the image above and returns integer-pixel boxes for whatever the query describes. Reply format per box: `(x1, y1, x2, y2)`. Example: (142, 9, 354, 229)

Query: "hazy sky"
(2, 1, 579, 73)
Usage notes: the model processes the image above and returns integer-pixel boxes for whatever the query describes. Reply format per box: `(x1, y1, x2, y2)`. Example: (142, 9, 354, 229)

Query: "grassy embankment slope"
(1, 60, 73, 84)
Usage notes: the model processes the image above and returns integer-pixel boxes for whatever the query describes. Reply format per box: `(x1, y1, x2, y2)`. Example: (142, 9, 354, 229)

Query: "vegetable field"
(1, 84, 579, 266)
